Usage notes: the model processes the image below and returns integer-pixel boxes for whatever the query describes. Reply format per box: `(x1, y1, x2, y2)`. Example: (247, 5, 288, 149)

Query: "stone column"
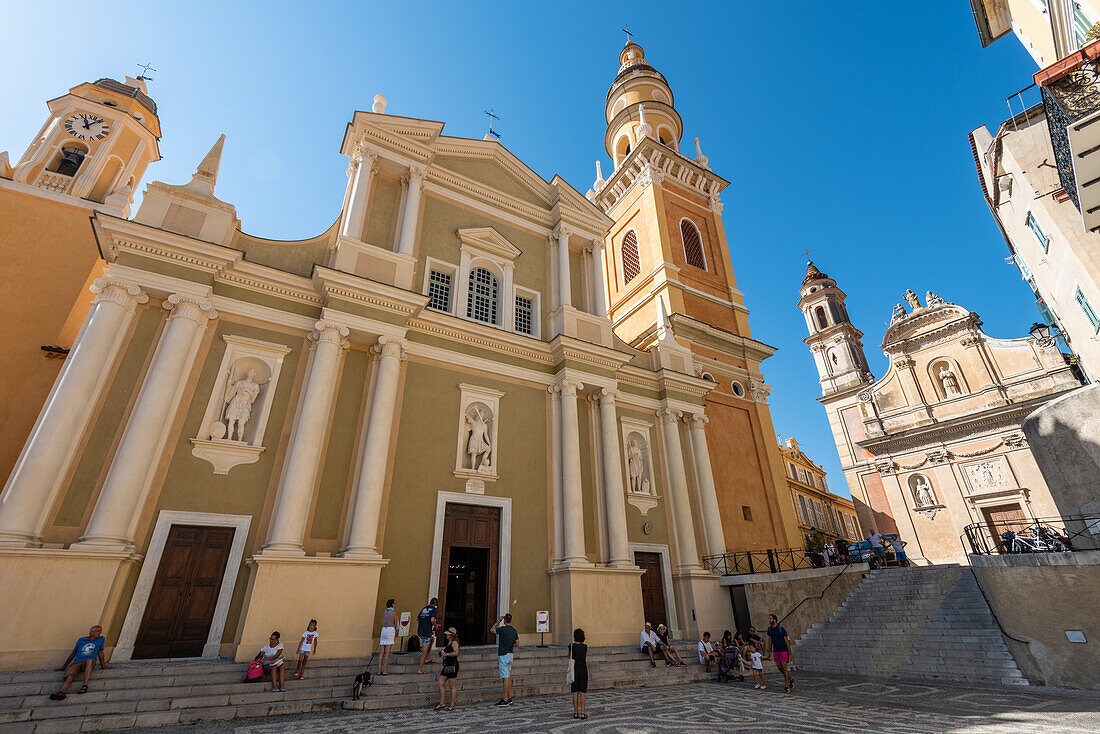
(555, 224, 572, 310)
(76, 294, 217, 550)
(558, 377, 586, 563)
(590, 242, 609, 318)
(598, 389, 631, 566)
(686, 413, 726, 558)
(340, 148, 378, 240)
(342, 336, 408, 558)
(657, 407, 701, 571)
(395, 165, 426, 256)
(549, 385, 563, 561)
(260, 320, 350, 555)
(0, 278, 147, 547)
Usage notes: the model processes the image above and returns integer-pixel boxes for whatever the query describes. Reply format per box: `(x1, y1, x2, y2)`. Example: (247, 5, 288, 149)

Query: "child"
(260, 631, 286, 693)
(749, 643, 765, 689)
(294, 620, 319, 679)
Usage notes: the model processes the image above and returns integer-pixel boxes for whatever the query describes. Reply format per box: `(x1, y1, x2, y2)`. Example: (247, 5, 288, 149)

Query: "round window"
(731, 381, 745, 398)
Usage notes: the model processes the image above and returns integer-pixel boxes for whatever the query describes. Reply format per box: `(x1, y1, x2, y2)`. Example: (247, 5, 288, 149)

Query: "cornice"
(668, 313, 776, 364)
(216, 261, 321, 307)
(594, 140, 729, 214)
(434, 136, 552, 207)
(550, 335, 635, 373)
(313, 266, 428, 319)
(881, 306, 978, 351)
(427, 166, 551, 229)
(408, 310, 554, 365)
(92, 213, 241, 275)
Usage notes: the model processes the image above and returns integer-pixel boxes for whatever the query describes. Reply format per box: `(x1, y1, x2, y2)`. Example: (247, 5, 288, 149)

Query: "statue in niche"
(904, 289, 921, 310)
(224, 367, 262, 442)
(891, 303, 907, 323)
(627, 437, 650, 493)
(926, 291, 945, 307)
(465, 404, 493, 472)
(912, 475, 935, 507)
(938, 364, 962, 397)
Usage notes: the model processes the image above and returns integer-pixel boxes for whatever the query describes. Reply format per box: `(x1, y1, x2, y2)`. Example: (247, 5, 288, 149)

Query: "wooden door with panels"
(437, 504, 500, 645)
(634, 551, 668, 629)
(133, 524, 234, 659)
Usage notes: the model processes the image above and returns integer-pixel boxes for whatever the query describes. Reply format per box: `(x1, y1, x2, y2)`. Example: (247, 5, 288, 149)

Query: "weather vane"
(622, 24, 633, 43)
(484, 109, 501, 140)
(136, 62, 156, 82)
(801, 248, 814, 261)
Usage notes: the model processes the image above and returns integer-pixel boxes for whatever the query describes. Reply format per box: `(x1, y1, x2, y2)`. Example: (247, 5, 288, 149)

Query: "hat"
(657, 623, 666, 629)
(444, 627, 458, 637)
(644, 622, 652, 627)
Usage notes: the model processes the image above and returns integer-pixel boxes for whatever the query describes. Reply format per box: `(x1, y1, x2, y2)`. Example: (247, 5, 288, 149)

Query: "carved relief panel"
(454, 383, 505, 493)
(620, 416, 659, 515)
(191, 334, 292, 474)
(961, 456, 1016, 495)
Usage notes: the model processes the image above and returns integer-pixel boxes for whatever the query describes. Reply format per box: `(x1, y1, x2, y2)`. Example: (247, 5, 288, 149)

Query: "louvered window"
(621, 230, 641, 284)
(680, 219, 706, 270)
(1076, 286, 1100, 331)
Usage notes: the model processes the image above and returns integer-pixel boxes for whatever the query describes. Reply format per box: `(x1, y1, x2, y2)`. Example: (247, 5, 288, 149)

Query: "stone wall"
(971, 551, 1100, 689)
(725, 564, 869, 641)
(1022, 383, 1100, 523)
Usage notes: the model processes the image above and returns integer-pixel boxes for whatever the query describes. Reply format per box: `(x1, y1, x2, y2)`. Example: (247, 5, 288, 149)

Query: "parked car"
(848, 534, 899, 567)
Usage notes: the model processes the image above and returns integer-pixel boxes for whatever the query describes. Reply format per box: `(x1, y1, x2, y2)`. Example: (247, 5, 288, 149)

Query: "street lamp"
(1029, 322, 1054, 347)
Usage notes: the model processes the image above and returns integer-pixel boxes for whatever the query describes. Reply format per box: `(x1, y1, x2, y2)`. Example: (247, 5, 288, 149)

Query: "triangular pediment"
(457, 226, 522, 260)
(434, 137, 552, 207)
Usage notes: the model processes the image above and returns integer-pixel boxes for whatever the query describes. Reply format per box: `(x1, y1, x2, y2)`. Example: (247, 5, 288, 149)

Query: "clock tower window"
(52, 145, 88, 177)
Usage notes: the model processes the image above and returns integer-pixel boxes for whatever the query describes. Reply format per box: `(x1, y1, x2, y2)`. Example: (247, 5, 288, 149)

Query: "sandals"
(445, 705, 455, 711)
(49, 692, 66, 701)
(581, 714, 588, 719)
(434, 704, 445, 711)
(77, 685, 88, 694)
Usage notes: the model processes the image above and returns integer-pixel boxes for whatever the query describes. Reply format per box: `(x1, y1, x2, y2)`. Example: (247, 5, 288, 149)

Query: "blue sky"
(3, 2, 1043, 497)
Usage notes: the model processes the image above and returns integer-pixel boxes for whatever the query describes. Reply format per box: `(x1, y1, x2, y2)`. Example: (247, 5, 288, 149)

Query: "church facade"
(0, 43, 798, 671)
(799, 263, 1081, 564)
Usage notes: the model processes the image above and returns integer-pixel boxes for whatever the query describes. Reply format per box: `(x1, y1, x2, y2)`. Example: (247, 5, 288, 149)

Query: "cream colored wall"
(741, 565, 868, 642)
(363, 174, 401, 247)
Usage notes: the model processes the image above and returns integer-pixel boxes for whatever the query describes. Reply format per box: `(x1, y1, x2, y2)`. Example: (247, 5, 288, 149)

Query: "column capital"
(656, 407, 682, 424)
(90, 277, 148, 309)
(547, 384, 561, 399)
(685, 412, 709, 430)
(310, 320, 351, 349)
(556, 377, 584, 397)
(372, 335, 409, 360)
(404, 164, 427, 186)
(553, 222, 572, 241)
(598, 387, 619, 406)
(164, 293, 217, 322)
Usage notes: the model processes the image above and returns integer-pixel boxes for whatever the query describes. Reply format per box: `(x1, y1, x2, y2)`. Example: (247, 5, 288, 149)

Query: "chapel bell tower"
(6, 76, 161, 216)
(798, 261, 872, 395)
(604, 40, 683, 167)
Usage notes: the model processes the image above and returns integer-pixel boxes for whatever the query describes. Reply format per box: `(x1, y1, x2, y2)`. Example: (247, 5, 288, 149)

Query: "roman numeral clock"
(64, 113, 111, 141)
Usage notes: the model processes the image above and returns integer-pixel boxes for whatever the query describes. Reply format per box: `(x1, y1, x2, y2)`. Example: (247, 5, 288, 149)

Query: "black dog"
(352, 653, 377, 701)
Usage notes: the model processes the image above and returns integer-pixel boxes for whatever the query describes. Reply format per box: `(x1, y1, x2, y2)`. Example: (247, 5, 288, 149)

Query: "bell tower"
(4, 76, 161, 216)
(604, 41, 683, 167)
(798, 261, 872, 395)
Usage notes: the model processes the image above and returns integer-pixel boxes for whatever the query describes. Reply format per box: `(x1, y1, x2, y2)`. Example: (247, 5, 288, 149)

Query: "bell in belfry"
(55, 147, 85, 176)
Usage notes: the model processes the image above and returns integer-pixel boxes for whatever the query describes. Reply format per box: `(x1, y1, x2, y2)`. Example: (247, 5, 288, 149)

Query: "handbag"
(565, 647, 575, 685)
(243, 659, 263, 683)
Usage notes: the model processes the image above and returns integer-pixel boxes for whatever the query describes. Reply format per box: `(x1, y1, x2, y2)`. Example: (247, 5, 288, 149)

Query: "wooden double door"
(133, 525, 234, 659)
(635, 551, 668, 629)
(437, 504, 500, 645)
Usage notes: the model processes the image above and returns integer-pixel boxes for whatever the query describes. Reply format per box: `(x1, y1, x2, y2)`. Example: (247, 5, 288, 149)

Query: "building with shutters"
(777, 437, 861, 546)
(0, 41, 801, 671)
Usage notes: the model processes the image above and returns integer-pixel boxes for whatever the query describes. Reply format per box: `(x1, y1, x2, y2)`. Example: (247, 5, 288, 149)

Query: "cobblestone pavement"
(139, 675, 1100, 734)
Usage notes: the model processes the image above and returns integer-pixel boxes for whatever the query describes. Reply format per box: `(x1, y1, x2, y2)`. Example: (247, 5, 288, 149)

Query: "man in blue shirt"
(765, 614, 795, 693)
(50, 625, 110, 700)
(490, 613, 519, 706)
(415, 598, 438, 675)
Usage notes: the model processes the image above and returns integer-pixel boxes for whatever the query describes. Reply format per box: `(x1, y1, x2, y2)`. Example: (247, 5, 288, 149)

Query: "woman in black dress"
(569, 628, 588, 719)
(435, 627, 459, 711)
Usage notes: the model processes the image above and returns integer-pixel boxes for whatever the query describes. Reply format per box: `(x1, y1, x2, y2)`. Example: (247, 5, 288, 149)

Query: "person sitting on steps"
(50, 625, 110, 700)
(655, 624, 686, 666)
(639, 622, 669, 668)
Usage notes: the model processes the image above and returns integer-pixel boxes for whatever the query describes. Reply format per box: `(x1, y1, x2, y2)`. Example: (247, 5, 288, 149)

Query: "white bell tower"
(798, 262, 872, 395)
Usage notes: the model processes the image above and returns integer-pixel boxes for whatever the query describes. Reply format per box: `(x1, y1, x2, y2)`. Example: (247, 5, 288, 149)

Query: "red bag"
(243, 659, 264, 683)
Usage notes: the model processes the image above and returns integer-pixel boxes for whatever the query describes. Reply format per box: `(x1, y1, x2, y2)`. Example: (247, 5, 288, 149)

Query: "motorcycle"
(1000, 523, 1074, 554)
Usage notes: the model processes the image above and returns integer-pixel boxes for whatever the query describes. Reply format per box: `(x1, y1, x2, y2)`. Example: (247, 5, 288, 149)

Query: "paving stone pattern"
(794, 564, 1030, 685)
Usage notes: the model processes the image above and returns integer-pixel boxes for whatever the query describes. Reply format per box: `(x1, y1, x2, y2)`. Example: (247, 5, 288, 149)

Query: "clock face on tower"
(64, 113, 111, 141)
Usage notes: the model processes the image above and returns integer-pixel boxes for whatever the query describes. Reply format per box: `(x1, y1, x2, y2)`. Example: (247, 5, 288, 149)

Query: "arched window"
(621, 230, 641, 284)
(680, 219, 706, 270)
(52, 144, 88, 177)
(466, 267, 499, 325)
(814, 306, 828, 330)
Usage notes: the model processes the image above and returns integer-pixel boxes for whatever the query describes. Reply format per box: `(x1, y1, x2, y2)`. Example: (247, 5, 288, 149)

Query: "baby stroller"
(717, 645, 745, 683)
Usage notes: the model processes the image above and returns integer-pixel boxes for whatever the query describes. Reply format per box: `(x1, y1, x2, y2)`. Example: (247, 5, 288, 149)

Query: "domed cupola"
(604, 40, 683, 168)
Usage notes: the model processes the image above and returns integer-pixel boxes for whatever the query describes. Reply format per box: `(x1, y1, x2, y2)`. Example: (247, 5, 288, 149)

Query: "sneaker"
(650, 661, 656, 668)
(753, 684, 760, 689)
(784, 686, 790, 693)
(665, 661, 673, 666)
(494, 699, 508, 706)
(503, 699, 513, 706)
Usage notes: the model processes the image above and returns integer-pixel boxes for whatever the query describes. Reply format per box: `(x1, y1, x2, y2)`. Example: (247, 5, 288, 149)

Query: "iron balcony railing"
(701, 548, 828, 576)
(961, 513, 1099, 556)
(1036, 39, 1100, 212)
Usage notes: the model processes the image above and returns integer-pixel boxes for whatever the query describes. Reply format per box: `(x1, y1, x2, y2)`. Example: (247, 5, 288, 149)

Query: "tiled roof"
(93, 78, 157, 115)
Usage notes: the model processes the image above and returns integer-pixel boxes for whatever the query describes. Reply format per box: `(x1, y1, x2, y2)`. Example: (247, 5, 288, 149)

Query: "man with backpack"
(415, 597, 438, 675)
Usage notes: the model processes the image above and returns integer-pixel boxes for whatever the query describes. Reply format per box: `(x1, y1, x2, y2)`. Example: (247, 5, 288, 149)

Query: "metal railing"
(702, 547, 829, 576)
(961, 513, 1099, 555)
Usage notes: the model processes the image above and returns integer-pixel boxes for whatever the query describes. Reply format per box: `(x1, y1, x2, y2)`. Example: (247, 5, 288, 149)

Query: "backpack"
(243, 658, 264, 683)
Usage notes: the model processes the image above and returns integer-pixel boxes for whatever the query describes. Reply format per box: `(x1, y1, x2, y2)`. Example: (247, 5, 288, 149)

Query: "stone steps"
(792, 566, 1030, 687)
(0, 644, 732, 732)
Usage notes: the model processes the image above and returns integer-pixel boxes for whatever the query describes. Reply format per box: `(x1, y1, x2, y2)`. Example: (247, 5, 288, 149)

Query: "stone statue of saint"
(939, 364, 962, 396)
(913, 476, 934, 507)
(925, 291, 945, 307)
(904, 289, 921, 310)
(627, 438, 645, 493)
(224, 368, 261, 442)
(465, 405, 492, 472)
(891, 303, 907, 324)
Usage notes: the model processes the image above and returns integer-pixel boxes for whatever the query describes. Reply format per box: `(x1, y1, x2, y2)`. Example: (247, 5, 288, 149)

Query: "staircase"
(0, 644, 715, 732)
(793, 565, 1029, 686)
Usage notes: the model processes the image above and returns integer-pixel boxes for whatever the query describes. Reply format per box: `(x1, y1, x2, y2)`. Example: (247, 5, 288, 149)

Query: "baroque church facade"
(799, 263, 1081, 564)
(0, 43, 800, 670)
